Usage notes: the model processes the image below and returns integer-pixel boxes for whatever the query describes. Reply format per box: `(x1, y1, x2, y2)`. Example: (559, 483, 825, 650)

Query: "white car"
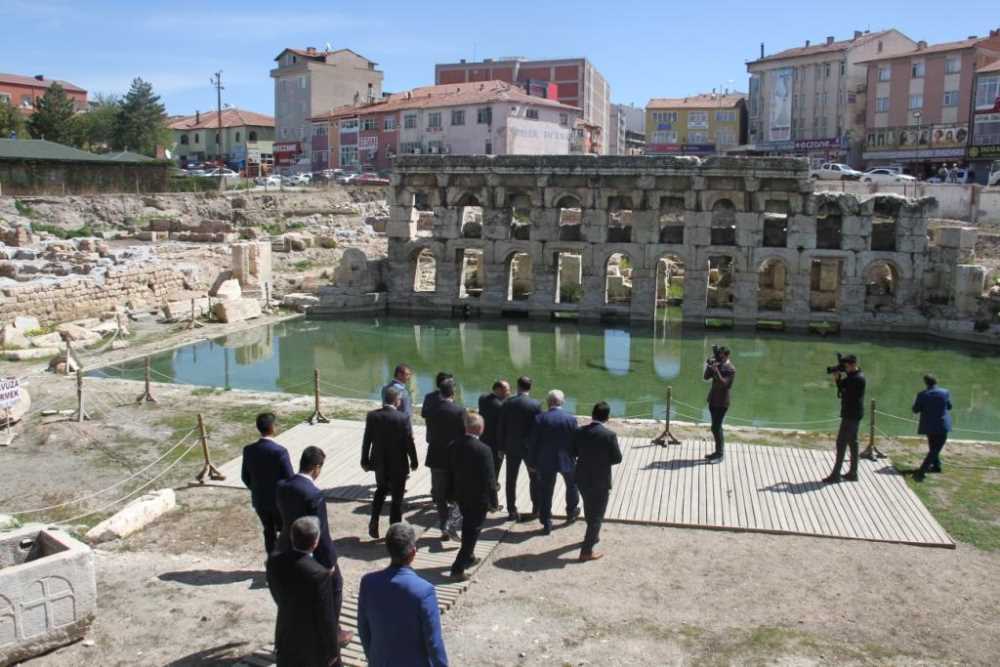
(202, 168, 241, 184)
(255, 175, 282, 187)
(862, 168, 917, 184)
(810, 163, 863, 180)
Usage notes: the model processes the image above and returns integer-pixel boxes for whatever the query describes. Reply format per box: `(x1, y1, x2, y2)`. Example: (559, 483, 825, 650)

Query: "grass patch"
(292, 259, 316, 272)
(15, 200, 36, 217)
(30, 222, 99, 239)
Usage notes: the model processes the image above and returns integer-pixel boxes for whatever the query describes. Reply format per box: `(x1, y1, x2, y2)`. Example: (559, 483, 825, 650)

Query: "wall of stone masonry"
(379, 155, 989, 336)
(1, 265, 187, 326)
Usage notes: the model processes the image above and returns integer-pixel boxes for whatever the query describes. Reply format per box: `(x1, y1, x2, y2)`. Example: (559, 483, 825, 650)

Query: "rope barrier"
(876, 408, 999, 437)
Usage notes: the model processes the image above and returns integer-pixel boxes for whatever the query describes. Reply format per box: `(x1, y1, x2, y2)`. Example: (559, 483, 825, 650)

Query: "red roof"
(0, 72, 86, 93)
(311, 80, 579, 121)
(978, 58, 1000, 73)
(647, 93, 745, 110)
(749, 30, 891, 64)
(856, 33, 1000, 64)
(169, 108, 274, 130)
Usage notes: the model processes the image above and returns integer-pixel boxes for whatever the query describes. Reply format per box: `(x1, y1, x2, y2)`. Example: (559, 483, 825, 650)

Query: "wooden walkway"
(213, 419, 953, 549)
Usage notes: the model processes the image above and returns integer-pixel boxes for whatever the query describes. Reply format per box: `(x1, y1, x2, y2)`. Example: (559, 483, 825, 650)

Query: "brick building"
(969, 58, 1000, 180)
(435, 57, 610, 154)
(0, 73, 87, 116)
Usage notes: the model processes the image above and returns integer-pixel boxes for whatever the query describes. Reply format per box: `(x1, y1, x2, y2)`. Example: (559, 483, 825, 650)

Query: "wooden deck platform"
(213, 419, 953, 549)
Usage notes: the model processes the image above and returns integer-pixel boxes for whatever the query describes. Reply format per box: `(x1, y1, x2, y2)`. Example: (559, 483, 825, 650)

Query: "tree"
(69, 93, 120, 152)
(27, 82, 77, 143)
(0, 98, 26, 138)
(113, 78, 169, 156)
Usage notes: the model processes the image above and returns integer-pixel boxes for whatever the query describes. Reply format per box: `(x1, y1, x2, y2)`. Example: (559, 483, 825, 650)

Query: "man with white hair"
(446, 412, 497, 580)
(526, 389, 580, 534)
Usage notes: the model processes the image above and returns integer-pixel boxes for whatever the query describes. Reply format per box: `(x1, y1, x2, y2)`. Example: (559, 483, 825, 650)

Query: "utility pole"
(211, 71, 225, 191)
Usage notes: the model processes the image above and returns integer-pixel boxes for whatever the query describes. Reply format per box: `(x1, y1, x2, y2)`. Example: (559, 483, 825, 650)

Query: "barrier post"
(666, 386, 672, 435)
(860, 399, 886, 460)
(187, 298, 204, 330)
(136, 356, 157, 404)
(64, 340, 74, 376)
(72, 369, 91, 422)
(308, 369, 330, 424)
(195, 413, 226, 483)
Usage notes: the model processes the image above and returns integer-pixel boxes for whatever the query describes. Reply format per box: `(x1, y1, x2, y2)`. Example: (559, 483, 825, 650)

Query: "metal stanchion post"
(195, 413, 225, 483)
(72, 368, 91, 422)
(860, 398, 885, 460)
(136, 356, 157, 404)
(308, 369, 330, 424)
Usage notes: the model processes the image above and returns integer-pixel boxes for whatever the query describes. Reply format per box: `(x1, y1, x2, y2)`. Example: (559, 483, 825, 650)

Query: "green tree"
(27, 83, 77, 143)
(113, 78, 169, 156)
(0, 98, 26, 138)
(69, 93, 120, 151)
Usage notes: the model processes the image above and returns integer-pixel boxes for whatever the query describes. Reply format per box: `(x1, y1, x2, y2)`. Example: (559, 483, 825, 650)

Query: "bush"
(559, 283, 583, 304)
(30, 222, 97, 239)
(14, 200, 35, 217)
(317, 237, 337, 249)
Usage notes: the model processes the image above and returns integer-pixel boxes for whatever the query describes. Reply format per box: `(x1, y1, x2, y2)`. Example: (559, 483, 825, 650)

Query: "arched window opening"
(809, 258, 841, 312)
(607, 197, 633, 243)
(871, 199, 899, 251)
(510, 194, 532, 240)
(758, 258, 788, 312)
(457, 249, 485, 299)
(413, 192, 435, 239)
(816, 203, 842, 250)
(706, 255, 734, 310)
(556, 195, 583, 241)
(555, 252, 583, 304)
(763, 200, 789, 248)
(413, 248, 437, 293)
(458, 194, 483, 239)
(711, 199, 737, 246)
(658, 197, 685, 244)
(864, 261, 899, 312)
(655, 255, 685, 307)
(507, 253, 533, 301)
(605, 253, 633, 305)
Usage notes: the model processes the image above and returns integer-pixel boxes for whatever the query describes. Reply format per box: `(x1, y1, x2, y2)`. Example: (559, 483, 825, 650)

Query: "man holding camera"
(824, 353, 866, 483)
(703, 346, 735, 462)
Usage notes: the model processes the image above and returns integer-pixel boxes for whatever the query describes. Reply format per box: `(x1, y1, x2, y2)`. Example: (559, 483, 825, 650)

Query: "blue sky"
(4, 0, 997, 115)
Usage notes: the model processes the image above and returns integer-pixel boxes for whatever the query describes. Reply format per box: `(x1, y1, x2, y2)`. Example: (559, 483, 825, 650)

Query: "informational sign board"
(0, 377, 20, 410)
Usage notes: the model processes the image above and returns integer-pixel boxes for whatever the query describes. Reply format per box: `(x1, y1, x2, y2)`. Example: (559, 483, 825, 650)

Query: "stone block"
(282, 293, 321, 311)
(162, 298, 210, 322)
(13, 316, 40, 332)
(85, 489, 176, 544)
(55, 323, 101, 346)
(0, 525, 96, 665)
(212, 297, 262, 323)
(6, 347, 60, 361)
(0, 324, 30, 350)
(29, 332, 63, 348)
(211, 278, 242, 300)
(935, 226, 977, 250)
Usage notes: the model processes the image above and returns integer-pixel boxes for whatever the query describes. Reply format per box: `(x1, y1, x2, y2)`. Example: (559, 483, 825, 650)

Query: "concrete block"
(85, 489, 176, 544)
(212, 297, 262, 323)
(0, 526, 97, 665)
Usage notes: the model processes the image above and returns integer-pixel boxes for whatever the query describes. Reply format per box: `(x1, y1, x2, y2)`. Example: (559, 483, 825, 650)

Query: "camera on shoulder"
(826, 352, 846, 375)
(706, 344, 724, 366)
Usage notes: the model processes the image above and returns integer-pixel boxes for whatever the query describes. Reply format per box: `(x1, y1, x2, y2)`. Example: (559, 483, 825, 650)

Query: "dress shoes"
(517, 512, 538, 523)
(843, 472, 858, 482)
(705, 451, 723, 462)
(566, 508, 580, 524)
(507, 512, 519, 522)
(449, 569, 470, 581)
(578, 551, 605, 563)
(368, 520, 379, 540)
(822, 474, 842, 484)
(541, 522, 552, 535)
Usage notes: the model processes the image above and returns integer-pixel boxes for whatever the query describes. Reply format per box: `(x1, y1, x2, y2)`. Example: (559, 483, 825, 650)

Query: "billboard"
(767, 67, 793, 143)
(865, 124, 969, 152)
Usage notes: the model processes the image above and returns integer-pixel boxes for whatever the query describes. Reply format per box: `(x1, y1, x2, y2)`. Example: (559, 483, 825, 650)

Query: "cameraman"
(703, 346, 735, 462)
(823, 353, 865, 483)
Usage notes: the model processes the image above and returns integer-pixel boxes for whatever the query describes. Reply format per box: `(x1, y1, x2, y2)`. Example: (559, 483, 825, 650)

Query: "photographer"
(823, 353, 865, 483)
(703, 345, 735, 462)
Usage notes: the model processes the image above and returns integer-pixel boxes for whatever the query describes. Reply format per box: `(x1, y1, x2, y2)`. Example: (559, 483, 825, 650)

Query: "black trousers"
(920, 432, 948, 472)
(255, 506, 282, 557)
(579, 484, 610, 553)
(491, 449, 504, 508)
(709, 405, 728, 455)
(371, 475, 406, 525)
(833, 417, 861, 477)
(505, 452, 539, 515)
(453, 503, 487, 573)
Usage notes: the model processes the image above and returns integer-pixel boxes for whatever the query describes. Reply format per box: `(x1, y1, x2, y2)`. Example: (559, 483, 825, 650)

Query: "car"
(201, 167, 241, 185)
(255, 175, 282, 187)
(862, 168, 917, 185)
(354, 172, 390, 185)
(336, 173, 359, 185)
(989, 161, 1000, 187)
(810, 163, 864, 180)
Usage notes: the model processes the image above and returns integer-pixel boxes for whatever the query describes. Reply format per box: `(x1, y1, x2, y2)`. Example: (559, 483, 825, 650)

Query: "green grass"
(15, 200, 36, 217)
(292, 259, 316, 272)
(30, 222, 98, 239)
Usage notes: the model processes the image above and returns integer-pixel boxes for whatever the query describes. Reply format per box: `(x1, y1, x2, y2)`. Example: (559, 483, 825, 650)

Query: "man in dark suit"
(478, 379, 511, 511)
(362, 386, 419, 539)
(496, 376, 542, 522)
(527, 389, 580, 534)
(448, 413, 497, 580)
(570, 401, 623, 562)
(423, 378, 467, 540)
(241, 412, 294, 558)
(912, 374, 953, 482)
(420, 371, 454, 426)
(267, 516, 343, 667)
(276, 446, 350, 648)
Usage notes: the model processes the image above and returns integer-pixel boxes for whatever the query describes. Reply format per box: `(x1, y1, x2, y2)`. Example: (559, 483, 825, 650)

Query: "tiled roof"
(647, 93, 745, 110)
(978, 58, 1000, 73)
(169, 108, 274, 131)
(0, 72, 86, 93)
(94, 150, 155, 162)
(857, 35, 1000, 63)
(312, 80, 580, 121)
(275, 47, 376, 64)
(0, 139, 153, 163)
(749, 30, 890, 64)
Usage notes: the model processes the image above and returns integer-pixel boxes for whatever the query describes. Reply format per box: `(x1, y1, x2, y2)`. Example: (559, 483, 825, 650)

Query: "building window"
(689, 131, 708, 144)
(975, 75, 1000, 109)
(404, 114, 417, 129)
(215, 132, 221, 145)
(340, 145, 358, 166)
(341, 118, 359, 130)
(313, 126, 327, 137)
(716, 128, 736, 146)
(194, 134, 200, 144)
(451, 109, 465, 126)
(400, 142, 422, 154)
(911, 61, 925, 78)
(180, 134, 189, 145)
(687, 111, 708, 127)
(384, 116, 397, 130)
(945, 56, 961, 74)
(652, 131, 678, 143)
(477, 107, 492, 124)
(485, 140, 493, 154)
(825, 62, 831, 78)
(715, 110, 736, 122)
(909, 94, 924, 110)
(559, 113, 569, 126)
(526, 108, 539, 120)
(362, 118, 377, 131)
(427, 112, 442, 129)
(876, 97, 890, 113)
(427, 140, 443, 154)
(20, 95, 32, 108)
(249, 131, 258, 142)
(0, 93, 9, 104)
(651, 111, 678, 124)
(840, 61, 846, 76)
(942, 90, 960, 107)
(878, 66, 891, 82)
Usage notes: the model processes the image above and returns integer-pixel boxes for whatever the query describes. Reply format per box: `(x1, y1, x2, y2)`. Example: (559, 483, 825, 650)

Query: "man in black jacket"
(420, 371, 453, 426)
(478, 379, 511, 511)
(241, 412, 294, 559)
(703, 346, 735, 462)
(570, 402, 623, 562)
(448, 412, 497, 580)
(496, 376, 542, 522)
(362, 386, 419, 539)
(824, 354, 866, 483)
(267, 516, 343, 667)
(423, 378, 467, 540)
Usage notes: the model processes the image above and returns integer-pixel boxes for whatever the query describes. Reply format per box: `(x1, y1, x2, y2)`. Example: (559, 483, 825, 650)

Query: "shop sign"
(861, 147, 966, 160)
(793, 137, 844, 150)
(866, 124, 968, 152)
(968, 144, 1000, 159)
(273, 142, 301, 154)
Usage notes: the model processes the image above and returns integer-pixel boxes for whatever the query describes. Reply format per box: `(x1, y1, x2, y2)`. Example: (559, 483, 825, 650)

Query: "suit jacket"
(420, 390, 444, 442)
(912, 386, 953, 435)
(570, 422, 623, 491)
(478, 393, 505, 450)
(358, 565, 448, 667)
(362, 406, 418, 483)
(267, 550, 340, 667)
(496, 392, 541, 458)
(424, 400, 467, 469)
(381, 379, 412, 420)
(276, 474, 337, 569)
(448, 434, 497, 508)
(241, 438, 294, 512)
(526, 407, 579, 474)
(704, 362, 735, 408)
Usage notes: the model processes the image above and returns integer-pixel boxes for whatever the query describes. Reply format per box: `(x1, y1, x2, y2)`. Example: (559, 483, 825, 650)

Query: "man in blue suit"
(358, 522, 448, 667)
(241, 412, 294, 558)
(527, 389, 580, 534)
(912, 374, 953, 482)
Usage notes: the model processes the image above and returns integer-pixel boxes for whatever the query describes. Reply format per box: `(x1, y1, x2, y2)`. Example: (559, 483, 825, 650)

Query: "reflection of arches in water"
(653, 338, 681, 379)
(606, 398, 626, 418)
(507, 324, 532, 369)
(554, 325, 581, 368)
(458, 321, 483, 366)
(603, 329, 631, 376)
(413, 324, 438, 362)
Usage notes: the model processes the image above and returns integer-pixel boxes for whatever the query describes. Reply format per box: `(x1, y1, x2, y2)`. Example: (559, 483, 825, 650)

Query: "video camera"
(706, 344, 724, 366)
(826, 353, 847, 374)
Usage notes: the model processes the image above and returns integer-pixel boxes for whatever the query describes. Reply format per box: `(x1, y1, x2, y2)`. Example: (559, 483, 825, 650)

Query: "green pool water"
(92, 316, 1000, 441)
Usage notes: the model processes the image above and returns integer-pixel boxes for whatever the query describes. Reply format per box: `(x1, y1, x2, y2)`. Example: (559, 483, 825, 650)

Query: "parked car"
(862, 168, 917, 184)
(354, 172, 390, 185)
(336, 173, 359, 185)
(989, 161, 1000, 187)
(255, 175, 282, 187)
(810, 163, 863, 180)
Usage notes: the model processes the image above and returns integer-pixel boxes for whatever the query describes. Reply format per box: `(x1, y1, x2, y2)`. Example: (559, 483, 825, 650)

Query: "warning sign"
(0, 377, 21, 410)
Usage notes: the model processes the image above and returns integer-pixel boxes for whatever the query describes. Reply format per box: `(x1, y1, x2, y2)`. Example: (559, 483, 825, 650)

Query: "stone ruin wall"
(380, 155, 994, 337)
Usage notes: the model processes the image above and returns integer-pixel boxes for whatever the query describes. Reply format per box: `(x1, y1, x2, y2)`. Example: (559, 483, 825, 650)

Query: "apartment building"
(0, 73, 87, 115)
(270, 47, 383, 173)
(644, 93, 747, 156)
(608, 103, 645, 155)
(435, 57, 610, 153)
(969, 58, 1000, 180)
(747, 30, 915, 165)
(312, 81, 581, 172)
(861, 30, 1000, 177)
(169, 108, 275, 174)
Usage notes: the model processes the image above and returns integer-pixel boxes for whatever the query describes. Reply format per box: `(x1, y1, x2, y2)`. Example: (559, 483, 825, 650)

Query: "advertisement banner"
(767, 67, 793, 143)
(0, 377, 21, 410)
(866, 124, 968, 152)
(968, 144, 1000, 159)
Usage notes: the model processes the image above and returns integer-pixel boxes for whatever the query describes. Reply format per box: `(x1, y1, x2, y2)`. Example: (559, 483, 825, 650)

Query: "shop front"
(863, 124, 969, 179)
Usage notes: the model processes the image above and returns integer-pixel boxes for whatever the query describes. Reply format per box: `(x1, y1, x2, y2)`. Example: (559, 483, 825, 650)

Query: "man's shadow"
(491, 542, 580, 573)
(761, 480, 825, 495)
(644, 458, 707, 471)
(159, 570, 267, 590)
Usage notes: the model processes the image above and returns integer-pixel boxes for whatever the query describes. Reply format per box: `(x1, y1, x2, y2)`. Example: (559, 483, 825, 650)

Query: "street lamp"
(912, 110, 922, 176)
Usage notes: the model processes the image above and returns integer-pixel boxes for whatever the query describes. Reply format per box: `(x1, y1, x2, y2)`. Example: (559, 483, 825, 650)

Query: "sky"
(3, 0, 998, 116)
